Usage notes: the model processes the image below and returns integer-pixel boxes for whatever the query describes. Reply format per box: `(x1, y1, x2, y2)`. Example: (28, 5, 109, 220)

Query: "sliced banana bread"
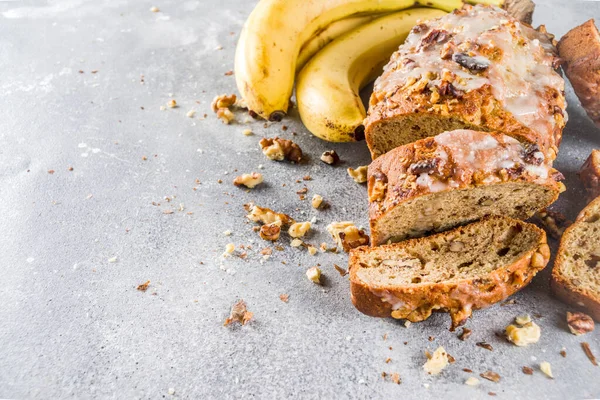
(365, 5, 566, 160)
(350, 216, 549, 330)
(551, 196, 600, 321)
(368, 129, 563, 245)
(557, 19, 600, 127)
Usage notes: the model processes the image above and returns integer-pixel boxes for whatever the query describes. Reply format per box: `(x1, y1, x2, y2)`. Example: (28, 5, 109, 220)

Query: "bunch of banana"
(296, 8, 446, 142)
(235, 0, 506, 134)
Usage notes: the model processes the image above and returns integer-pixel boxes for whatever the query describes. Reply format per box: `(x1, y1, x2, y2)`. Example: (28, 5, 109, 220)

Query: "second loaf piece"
(368, 129, 563, 245)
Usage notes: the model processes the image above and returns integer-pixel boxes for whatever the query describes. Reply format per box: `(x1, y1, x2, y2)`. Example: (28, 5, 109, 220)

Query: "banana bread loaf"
(557, 19, 600, 127)
(368, 129, 564, 245)
(350, 216, 549, 330)
(364, 5, 566, 160)
(552, 195, 600, 321)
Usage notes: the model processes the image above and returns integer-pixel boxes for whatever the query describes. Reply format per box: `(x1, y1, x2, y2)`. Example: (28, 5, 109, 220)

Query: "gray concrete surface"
(0, 0, 599, 399)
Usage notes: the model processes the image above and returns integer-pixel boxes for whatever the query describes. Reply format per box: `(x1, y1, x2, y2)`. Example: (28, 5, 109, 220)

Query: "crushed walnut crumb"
(136, 280, 150, 292)
(279, 294, 289, 303)
(167, 99, 177, 108)
(458, 327, 472, 341)
(311, 194, 323, 209)
(582, 342, 598, 366)
(423, 347, 448, 375)
(539, 362, 553, 378)
(327, 221, 369, 252)
(522, 366, 533, 375)
(150, 6, 159, 12)
(480, 371, 500, 383)
(334, 264, 348, 276)
(259, 137, 302, 162)
(233, 172, 263, 188)
(223, 300, 253, 326)
(260, 223, 281, 241)
(306, 266, 321, 284)
(567, 312, 595, 336)
(288, 222, 311, 238)
(476, 342, 493, 351)
(347, 165, 368, 183)
(245, 203, 294, 226)
(320, 150, 340, 165)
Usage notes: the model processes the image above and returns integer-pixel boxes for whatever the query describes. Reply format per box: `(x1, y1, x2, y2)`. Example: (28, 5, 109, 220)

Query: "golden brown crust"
(558, 20, 600, 126)
(368, 130, 562, 245)
(579, 149, 600, 200)
(349, 218, 549, 330)
(551, 196, 600, 321)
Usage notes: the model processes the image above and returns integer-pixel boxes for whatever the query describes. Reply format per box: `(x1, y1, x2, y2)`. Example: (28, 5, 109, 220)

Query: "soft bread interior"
(556, 211, 600, 294)
(356, 217, 541, 286)
(373, 181, 556, 245)
(368, 114, 485, 158)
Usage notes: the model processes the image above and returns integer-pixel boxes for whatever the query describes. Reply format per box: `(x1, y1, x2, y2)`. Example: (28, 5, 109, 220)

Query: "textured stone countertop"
(1, 0, 599, 398)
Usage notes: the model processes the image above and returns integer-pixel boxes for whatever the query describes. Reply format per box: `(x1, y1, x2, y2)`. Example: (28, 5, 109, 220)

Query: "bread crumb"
(306, 266, 321, 284)
(423, 347, 448, 375)
(168, 99, 177, 108)
(223, 230, 232, 236)
(311, 194, 323, 209)
(540, 361, 553, 378)
(242, 129, 253, 136)
(465, 377, 479, 386)
(107, 256, 118, 263)
(404, 321, 411, 328)
(150, 6, 160, 12)
(167, 388, 175, 395)
(186, 110, 196, 118)
(291, 238, 303, 247)
(137, 280, 150, 292)
(308, 246, 317, 256)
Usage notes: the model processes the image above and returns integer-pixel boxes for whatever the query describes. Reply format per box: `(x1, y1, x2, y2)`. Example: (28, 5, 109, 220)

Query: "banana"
(235, 0, 416, 121)
(296, 8, 447, 142)
(296, 15, 384, 73)
(415, 0, 464, 12)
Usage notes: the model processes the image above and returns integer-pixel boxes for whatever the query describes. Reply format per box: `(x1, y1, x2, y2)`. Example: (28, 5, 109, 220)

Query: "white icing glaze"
(413, 130, 551, 192)
(375, 5, 566, 141)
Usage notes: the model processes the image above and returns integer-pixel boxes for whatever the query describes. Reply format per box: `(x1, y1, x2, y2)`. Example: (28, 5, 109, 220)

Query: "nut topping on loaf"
(365, 5, 566, 160)
(369, 130, 562, 245)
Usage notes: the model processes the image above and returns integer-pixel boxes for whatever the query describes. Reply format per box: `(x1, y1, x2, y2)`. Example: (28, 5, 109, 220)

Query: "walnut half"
(567, 312, 595, 335)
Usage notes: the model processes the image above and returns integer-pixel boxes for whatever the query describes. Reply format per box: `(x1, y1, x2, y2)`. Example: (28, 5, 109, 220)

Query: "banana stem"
(415, 0, 464, 12)
(466, 0, 503, 6)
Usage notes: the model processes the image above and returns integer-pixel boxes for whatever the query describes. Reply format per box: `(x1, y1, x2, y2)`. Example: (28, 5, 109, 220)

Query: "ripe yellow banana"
(415, 0, 464, 12)
(296, 8, 446, 142)
(296, 15, 385, 73)
(235, 0, 417, 121)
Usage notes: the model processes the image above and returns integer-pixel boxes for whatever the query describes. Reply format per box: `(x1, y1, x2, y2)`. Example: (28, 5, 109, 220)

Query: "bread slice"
(350, 216, 549, 330)
(557, 20, 600, 127)
(579, 149, 600, 200)
(551, 196, 600, 320)
(368, 129, 563, 245)
(365, 5, 565, 160)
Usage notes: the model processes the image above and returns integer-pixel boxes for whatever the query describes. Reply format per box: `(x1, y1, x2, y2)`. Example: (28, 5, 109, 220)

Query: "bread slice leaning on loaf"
(350, 216, 550, 330)
(552, 196, 600, 320)
(368, 129, 563, 246)
(364, 5, 566, 160)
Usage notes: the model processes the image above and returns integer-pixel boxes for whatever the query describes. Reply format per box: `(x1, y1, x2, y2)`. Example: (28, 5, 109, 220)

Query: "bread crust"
(365, 5, 566, 160)
(368, 130, 563, 245)
(551, 196, 600, 321)
(349, 218, 549, 330)
(557, 19, 600, 127)
(578, 149, 600, 200)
